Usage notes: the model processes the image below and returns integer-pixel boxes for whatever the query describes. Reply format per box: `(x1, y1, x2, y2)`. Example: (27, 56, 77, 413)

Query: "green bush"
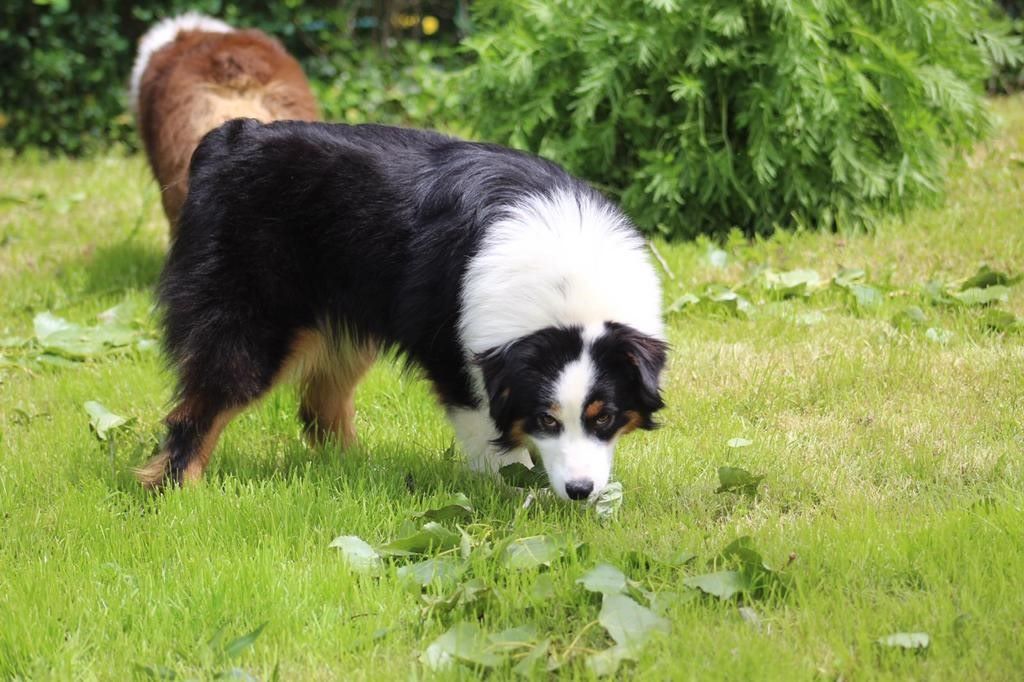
(0, 1, 461, 155)
(458, 0, 1022, 237)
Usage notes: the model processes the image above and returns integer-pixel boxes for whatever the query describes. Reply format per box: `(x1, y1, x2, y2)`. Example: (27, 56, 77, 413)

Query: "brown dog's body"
(131, 14, 319, 229)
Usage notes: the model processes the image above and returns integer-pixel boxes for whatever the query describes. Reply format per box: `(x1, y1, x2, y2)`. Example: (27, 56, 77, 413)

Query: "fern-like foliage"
(458, 0, 1021, 237)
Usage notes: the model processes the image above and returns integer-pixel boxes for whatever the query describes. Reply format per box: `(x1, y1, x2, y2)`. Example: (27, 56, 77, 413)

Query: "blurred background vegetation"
(1, 0, 1021, 237)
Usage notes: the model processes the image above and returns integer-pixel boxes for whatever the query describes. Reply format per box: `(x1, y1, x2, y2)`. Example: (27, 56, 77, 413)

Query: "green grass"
(1, 97, 1023, 680)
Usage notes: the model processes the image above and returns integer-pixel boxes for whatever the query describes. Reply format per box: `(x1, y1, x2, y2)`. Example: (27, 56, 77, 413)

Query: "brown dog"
(130, 13, 319, 231)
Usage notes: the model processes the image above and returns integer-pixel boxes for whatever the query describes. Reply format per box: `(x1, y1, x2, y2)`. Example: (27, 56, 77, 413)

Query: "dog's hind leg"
(299, 333, 376, 448)
(136, 398, 242, 488)
(137, 328, 315, 489)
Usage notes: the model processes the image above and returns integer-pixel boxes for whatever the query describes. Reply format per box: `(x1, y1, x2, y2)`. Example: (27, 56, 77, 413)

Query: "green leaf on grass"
(703, 285, 754, 316)
(421, 577, 490, 616)
(683, 570, 750, 599)
(328, 535, 381, 573)
(716, 466, 764, 496)
(598, 593, 670, 653)
(891, 306, 927, 330)
(397, 557, 467, 587)
(377, 521, 460, 556)
(420, 622, 502, 670)
(488, 624, 538, 650)
(83, 401, 134, 441)
(413, 493, 473, 523)
(34, 311, 137, 360)
(980, 309, 1022, 333)
(764, 269, 821, 298)
(512, 638, 551, 676)
(502, 535, 563, 570)
(587, 645, 633, 677)
(667, 292, 701, 313)
(499, 462, 549, 488)
(34, 311, 74, 339)
(224, 622, 267, 658)
(833, 267, 866, 287)
(877, 632, 930, 650)
(531, 573, 557, 600)
(925, 327, 953, 345)
(715, 536, 793, 598)
(846, 283, 884, 309)
(961, 265, 1021, 290)
(97, 298, 152, 327)
(592, 481, 623, 521)
(951, 286, 1009, 306)
(577, 564, 628, 595)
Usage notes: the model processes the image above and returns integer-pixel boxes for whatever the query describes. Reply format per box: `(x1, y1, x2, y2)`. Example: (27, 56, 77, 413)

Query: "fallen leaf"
(682, 570, 750, 599)
(413, 493, 473, 523)
(328, 535, 381, 573)
(726, 437, 753, 448)
(715, 466, 764, 496)
(421, 577, 490, 617)
(960, 265, 1021, 290)
(891, 306, 927, 330)
(420, 622, 502, 670)
(586, 645, 633, 677)
(531, 573, 557, 600)
(764, 269, 821, 298)
(951, 286, 1009, 306)
(845, 283, 884, 309)
(577, 564, 628, 595)
(877, 632, 930, 650)
(512, 638, 550, 676)
(34, 311, 137, 360)
(598, 593, 670, 653)
(498, 462, 549, 489)
(377, 522, 460, 556)
(83, 401, 134, 441)
(488, 624, 538, 650)
(397, 557, 466, 587)
(592, 481, 623, 521)
(502, 535, 563, 570)
(980, 309, 1021, 333)
(833, 267, 866, 287)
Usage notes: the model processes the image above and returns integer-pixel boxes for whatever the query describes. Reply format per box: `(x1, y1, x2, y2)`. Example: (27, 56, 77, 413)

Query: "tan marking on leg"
(584, 400, 605, 419)
(181, 406, 242, 483)
(298, 331, 376, 449)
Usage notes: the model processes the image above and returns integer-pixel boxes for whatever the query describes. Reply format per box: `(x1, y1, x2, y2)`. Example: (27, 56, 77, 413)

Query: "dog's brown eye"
(538, 413, 559, 429)
(594, 413, 612, 428)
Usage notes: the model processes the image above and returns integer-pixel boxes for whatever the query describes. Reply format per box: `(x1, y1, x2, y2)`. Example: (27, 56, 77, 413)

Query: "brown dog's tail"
(129, 12, 234, 115)
(129, 12, 320, 228)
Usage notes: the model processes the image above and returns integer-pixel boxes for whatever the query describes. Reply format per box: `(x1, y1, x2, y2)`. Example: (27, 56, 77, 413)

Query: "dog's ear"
(592, 323, 668, 416)
(475, 344, 516, 428)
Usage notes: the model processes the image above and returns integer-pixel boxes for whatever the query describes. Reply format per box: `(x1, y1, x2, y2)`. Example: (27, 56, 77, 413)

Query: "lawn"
(1, 96, 1022, 680)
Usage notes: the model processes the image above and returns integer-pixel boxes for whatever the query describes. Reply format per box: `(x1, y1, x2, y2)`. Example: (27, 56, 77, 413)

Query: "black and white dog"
(138, 119, 667, 500)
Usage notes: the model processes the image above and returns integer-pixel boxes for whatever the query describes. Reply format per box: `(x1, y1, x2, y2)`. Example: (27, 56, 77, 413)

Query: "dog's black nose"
(565, 479, 594, 500)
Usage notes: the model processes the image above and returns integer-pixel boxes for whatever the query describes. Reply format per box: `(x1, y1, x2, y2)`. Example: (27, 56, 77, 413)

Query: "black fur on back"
(158, 119, 586, 410)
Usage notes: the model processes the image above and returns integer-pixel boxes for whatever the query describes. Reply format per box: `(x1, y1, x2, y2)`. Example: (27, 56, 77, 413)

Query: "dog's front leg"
(447, 406, 532, 474)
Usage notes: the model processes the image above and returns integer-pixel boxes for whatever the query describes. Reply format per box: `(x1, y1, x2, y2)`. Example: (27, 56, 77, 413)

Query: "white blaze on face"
(532, 350, 614, 500)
